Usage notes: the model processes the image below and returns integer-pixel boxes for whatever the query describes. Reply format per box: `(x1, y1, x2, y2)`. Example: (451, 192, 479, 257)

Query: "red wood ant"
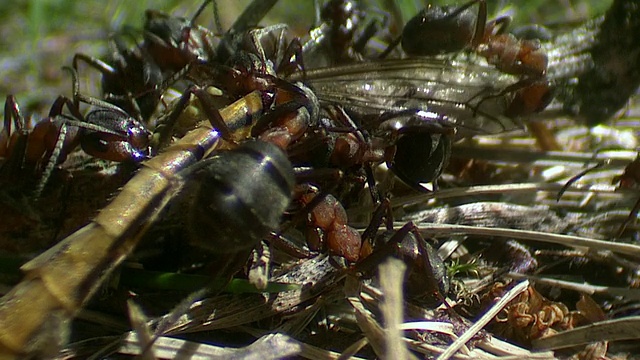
(303, 0, 368, 67)
(73, 35, 164, 123)
(355, 199, 450, 307)
(399, 0, 554, 129)
(295, 186, 362, 262)
(289, 102, 450, 192)
(0, 95, 76, 184)
(72, 0, 220, 123)
(143, 2, 218, 73)
(1, 67, 151, 196)
(153, 24, 314, 152)
(400, 0, 548, 78)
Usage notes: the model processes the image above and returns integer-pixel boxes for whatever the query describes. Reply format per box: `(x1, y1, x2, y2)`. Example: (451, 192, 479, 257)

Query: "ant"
(0, 67, 150, 197)
(54, 67, 151, 164)
(170, 139, 295, 283)
(289, 103, 451, 192)
(354, 198, 450, 307)
(73, 33, 165, 123)
(399, 0, 548, 78)
(72, 0, 222, 123)
(142, 1, 293, 73)
(379, 1, 554, 117)
(142, 1, 218, 73)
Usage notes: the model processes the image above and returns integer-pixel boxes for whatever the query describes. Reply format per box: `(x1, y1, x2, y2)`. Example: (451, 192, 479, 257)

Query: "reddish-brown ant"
(0, 67, 151, 196)
(295, 186, 362, 262)
(400, 0, 548, 78)
(291, 102, 454, 192)
(399, 0, 554, 128)
(143, 2, 218, 73)
(73, 33, 165, 123)
(354, 199, 450, 307)
(303, 0, 371, 67)
(72, 1, 225, 125)
(0, 95, 76, 183)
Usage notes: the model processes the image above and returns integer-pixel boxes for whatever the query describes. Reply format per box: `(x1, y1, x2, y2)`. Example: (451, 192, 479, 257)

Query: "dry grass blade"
(118, 332, 301, 359)
(410, 223, 640, 258)
(380, 258, 409, 360)
(126, 300, 155, 360)
(507, 273, 640, 300)
(438, 280, 530, 360)
(532, 316, 640, 351)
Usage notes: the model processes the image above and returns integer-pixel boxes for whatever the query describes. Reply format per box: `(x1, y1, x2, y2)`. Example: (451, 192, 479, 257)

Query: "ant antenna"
(556, 159, 609, 202)
(212, 0, 223, 35)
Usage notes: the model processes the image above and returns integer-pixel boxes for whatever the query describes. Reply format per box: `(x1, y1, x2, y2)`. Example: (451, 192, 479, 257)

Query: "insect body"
(1, 78, 150, 197)
(0, 91, 270, 359)
(143, 6, 218, 73)
(401, 0, 548, 78)
(289, 57, 551, 189)
(73, 36, 164, 122)
(180, 139, 295, 255)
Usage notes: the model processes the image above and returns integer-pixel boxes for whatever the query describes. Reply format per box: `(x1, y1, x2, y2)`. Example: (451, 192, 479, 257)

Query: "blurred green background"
(0, 0, 610, 117)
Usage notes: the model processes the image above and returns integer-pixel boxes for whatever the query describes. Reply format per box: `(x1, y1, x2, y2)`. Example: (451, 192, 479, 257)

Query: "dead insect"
(0, 90, 270, 359)
(288, 57, 552, 189)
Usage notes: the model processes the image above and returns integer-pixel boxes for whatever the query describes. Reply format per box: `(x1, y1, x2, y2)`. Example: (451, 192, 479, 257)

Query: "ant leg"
(277, 37, 305, 79)
(378, 36, 402, 59)
(191, 0, 213, 25)
(354, 18, 384, 55)
(32, 123, 67, 199)
(363, 163, 382, 205)
(355, 219, 449, 307)
(72, 53, 116, 80)
(32, 95, 83, 198)
(617, 197, 640, 238)
(358, 198, 393, 260)
(467, 0, 487, 47)
(556, 161, 611, 201)
(248, 24, 288, 72)
(155, 85, 234, 150)
(65, 77, 130, 119)
(0, 96, 29, 174)
(486, 16, 512, 36)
